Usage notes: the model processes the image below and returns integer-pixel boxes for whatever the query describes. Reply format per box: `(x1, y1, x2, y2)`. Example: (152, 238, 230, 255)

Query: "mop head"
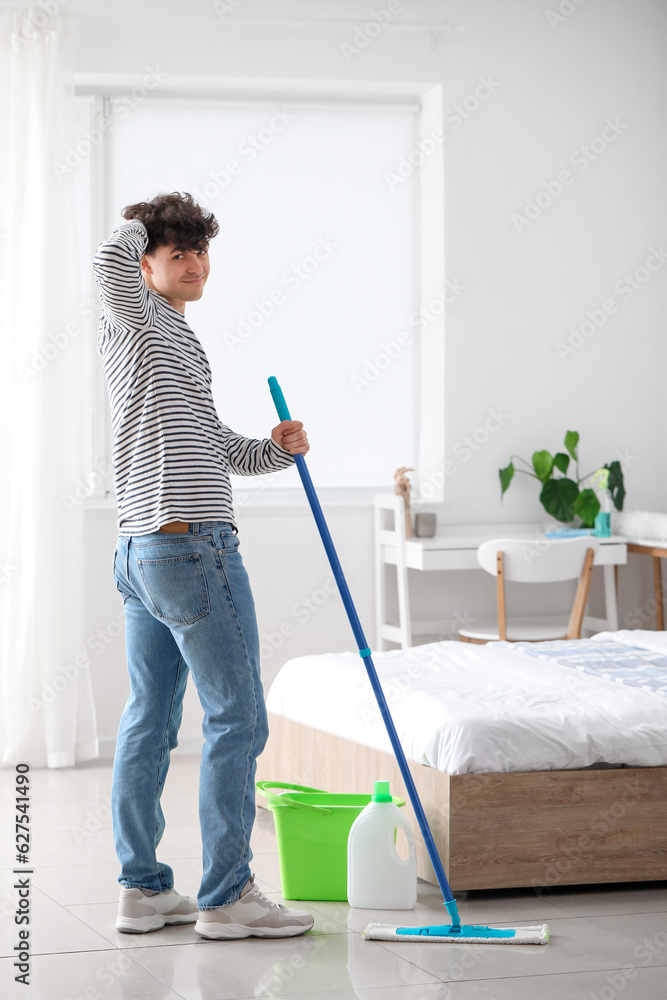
(363, 922, 550, 945)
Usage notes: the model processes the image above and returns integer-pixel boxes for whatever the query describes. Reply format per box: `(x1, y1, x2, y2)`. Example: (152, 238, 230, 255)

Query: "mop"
(268, 377, 549, 945)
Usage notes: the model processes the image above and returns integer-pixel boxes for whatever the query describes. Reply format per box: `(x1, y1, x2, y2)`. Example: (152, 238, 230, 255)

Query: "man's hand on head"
(272, 420, 309, 456)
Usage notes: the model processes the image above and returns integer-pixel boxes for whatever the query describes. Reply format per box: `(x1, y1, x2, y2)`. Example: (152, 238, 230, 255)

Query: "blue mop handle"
(268, 377, 460, 922)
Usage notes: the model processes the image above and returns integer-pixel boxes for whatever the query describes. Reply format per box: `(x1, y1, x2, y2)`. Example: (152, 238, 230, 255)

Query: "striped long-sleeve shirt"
(93, 220, 293, 535)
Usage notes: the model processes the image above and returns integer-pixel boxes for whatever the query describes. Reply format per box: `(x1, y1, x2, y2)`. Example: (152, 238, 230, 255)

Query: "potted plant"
(498, 430, 625, 527)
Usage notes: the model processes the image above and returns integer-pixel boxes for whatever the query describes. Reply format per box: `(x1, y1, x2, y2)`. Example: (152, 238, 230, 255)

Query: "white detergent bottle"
(347, 781, 417, 909)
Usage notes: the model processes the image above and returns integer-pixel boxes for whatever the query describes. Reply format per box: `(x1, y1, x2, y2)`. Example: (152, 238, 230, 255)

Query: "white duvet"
(266, 630, 667, 774)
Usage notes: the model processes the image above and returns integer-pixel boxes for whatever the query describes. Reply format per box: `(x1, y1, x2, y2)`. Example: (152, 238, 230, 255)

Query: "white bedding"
(266, 630, 667, 775)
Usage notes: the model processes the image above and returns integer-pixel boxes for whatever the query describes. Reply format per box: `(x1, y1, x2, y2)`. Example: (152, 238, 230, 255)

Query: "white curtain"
(0, 8, 98, 767)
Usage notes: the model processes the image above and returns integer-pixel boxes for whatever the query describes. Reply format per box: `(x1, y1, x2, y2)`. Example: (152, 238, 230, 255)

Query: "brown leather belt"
(159, 521, 190, 533)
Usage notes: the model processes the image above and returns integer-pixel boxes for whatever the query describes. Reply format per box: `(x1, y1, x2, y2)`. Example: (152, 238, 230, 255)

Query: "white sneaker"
(194, 876, 314, 940)
(115, 887, 198, 933)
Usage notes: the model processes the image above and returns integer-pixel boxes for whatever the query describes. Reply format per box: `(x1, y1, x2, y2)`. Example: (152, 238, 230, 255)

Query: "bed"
(256, 630, 667, 892)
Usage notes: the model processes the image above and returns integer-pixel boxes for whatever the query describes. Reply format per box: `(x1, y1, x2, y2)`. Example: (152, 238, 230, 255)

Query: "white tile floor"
(1, 755, 666, 1000)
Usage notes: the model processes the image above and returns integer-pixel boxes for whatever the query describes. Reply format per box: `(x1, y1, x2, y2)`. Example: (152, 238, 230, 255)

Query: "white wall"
(69, 0, 667, 752)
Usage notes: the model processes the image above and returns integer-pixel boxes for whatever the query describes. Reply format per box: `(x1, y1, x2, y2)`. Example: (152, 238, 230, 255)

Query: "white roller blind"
(105, 100, 416, 490)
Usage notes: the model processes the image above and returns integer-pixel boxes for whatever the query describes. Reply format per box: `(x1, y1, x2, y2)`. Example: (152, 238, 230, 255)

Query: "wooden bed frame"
(257, 713, 667, 892)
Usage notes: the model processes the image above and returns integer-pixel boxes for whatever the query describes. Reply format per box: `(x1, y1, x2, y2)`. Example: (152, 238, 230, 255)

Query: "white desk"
(374, 497, 627, 649)
(624, 538, 667, 630)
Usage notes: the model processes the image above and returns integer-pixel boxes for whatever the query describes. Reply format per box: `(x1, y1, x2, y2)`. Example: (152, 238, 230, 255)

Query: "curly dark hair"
(122, 192, 219, 255)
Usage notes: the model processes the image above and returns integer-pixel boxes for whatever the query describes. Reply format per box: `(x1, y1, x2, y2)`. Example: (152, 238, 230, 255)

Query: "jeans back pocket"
(137, 552, 210, 625)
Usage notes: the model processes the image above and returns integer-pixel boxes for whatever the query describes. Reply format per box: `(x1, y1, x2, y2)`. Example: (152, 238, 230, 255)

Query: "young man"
(93, 191, 314, 939)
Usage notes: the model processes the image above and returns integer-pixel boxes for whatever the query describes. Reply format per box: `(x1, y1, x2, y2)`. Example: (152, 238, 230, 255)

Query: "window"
(76, 82, 444, 502)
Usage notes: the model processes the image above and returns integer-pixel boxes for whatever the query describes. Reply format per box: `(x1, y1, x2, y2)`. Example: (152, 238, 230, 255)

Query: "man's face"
(140, 244, 210, 314)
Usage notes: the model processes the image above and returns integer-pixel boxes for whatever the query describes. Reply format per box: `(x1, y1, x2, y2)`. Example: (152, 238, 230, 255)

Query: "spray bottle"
(592, 468, 612, 537)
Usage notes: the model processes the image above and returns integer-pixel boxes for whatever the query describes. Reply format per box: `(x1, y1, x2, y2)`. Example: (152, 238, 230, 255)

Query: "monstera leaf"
(564, 430, 579, 461)
(553, 452, 570, 474)
(604, 460, 625, 511)
(539, 478, 579, 522)
(532, 451, 553, 482)
(499, 462, 514, 497)
(573, 488, 600, 528)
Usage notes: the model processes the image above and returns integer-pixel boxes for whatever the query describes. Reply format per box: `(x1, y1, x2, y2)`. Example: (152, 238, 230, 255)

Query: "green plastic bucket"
(256, 781, 405, 901)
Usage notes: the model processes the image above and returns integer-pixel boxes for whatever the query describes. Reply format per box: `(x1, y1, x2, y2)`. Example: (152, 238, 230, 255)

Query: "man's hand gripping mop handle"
(268, 376, 461, 929)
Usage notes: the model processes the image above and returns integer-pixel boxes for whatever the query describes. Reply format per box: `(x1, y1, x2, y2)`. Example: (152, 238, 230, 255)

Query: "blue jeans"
(111, 521, 268, 909)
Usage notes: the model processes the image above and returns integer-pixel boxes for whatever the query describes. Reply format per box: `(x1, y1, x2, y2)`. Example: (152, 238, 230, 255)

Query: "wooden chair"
(458, 536, 598, 644)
